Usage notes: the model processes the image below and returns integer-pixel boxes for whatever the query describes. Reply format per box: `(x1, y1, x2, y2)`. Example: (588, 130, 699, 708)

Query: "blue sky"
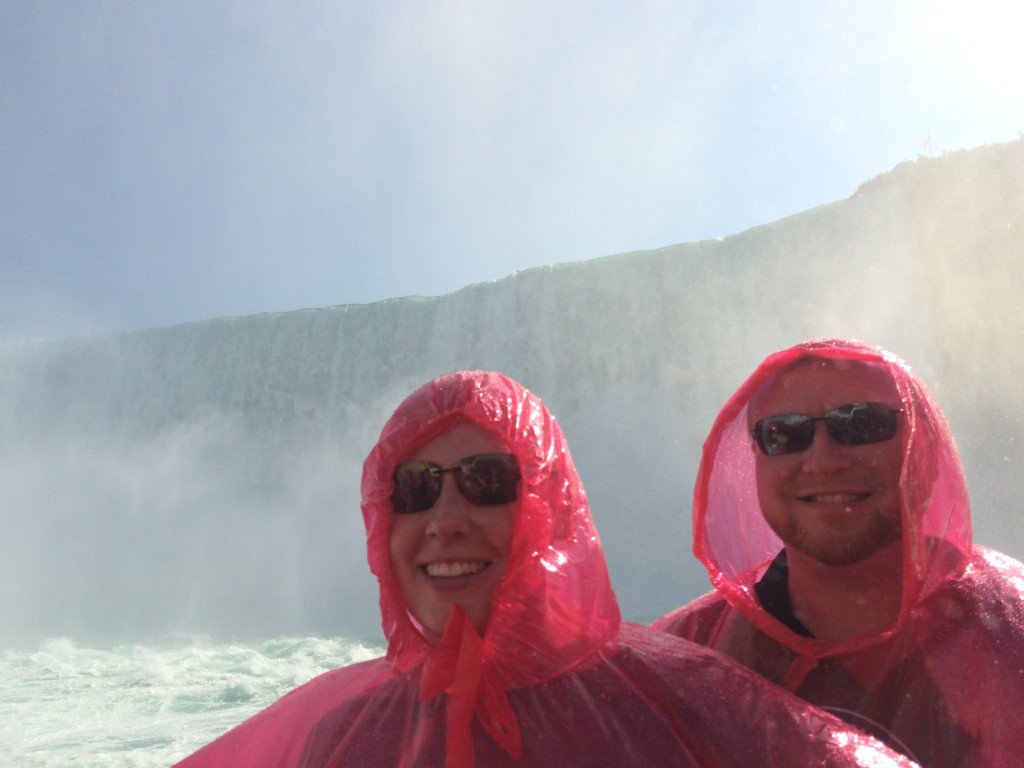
(3, 1, 1022, 341)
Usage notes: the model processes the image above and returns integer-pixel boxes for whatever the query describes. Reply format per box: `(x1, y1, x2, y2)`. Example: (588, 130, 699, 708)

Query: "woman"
(174, 370, 915, 767)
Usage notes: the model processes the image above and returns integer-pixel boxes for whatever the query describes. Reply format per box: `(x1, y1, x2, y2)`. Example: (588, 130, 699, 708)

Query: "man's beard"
(775, 507, 903, 568)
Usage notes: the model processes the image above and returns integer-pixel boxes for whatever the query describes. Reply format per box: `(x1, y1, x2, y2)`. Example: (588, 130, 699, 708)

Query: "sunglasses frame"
(751, 402, 903, 456)
(390, 452, 520, 515)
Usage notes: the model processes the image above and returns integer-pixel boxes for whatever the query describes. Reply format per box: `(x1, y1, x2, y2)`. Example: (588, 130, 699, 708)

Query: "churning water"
(0, 635, 382, 767)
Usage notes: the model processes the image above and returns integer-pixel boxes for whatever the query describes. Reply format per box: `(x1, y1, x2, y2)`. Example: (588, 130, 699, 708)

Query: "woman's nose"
(425, 475, 472, 538)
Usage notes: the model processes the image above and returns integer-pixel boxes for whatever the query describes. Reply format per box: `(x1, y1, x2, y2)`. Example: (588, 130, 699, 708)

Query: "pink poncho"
(176, 370, 916, 767)
(655, 338, 1024, 767)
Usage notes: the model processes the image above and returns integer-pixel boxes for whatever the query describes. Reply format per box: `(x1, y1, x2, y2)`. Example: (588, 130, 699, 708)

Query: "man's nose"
(425, 475, 472, 538)
(800, 422, 854, 472)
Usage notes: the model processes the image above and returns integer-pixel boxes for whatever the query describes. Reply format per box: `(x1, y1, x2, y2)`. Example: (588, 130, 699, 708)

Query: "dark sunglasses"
(751, 402, 902, 456)
(391, 452, 520, 515)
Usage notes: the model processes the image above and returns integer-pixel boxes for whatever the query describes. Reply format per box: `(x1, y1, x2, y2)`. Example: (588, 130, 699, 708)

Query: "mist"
(5, 2, 1023, 343)
(1, 139, 1022, 647)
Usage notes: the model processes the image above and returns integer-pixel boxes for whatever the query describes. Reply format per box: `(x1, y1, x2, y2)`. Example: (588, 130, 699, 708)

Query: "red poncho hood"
(693, 337, 972, 660)
(360, 370, 619, 762)
(654, 338, 1024, 765)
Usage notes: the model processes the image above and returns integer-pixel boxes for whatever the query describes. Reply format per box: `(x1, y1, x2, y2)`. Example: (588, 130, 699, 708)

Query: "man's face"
(389, 422, 516, 636)
(749, 358, 905, 567)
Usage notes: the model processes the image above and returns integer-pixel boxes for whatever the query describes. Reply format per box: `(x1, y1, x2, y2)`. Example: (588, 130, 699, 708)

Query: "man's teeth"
(424, 562, 487, 577)
(803, 493, 866, 504)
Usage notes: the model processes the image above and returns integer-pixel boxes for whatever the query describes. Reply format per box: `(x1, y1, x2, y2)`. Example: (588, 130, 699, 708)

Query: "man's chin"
(793, 529, 902, 568)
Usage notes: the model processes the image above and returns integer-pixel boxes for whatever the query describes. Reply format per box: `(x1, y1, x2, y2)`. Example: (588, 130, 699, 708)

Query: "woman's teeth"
(424, 561, 486, 577)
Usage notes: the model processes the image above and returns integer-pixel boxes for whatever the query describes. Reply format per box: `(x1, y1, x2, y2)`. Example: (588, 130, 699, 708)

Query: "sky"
(2, 0, 1022, 342)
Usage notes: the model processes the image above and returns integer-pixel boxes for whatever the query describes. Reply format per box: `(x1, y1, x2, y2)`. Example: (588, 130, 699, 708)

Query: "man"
(654, 338, 1024, 768)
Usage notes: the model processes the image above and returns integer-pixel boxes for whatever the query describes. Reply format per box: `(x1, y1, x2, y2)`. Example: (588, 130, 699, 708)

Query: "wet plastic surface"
(176, 370, 918, 767)
(655, 339, 1024, 766)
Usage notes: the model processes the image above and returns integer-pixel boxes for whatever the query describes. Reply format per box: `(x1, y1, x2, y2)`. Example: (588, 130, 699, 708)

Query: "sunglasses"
(391, 452, 520, 514)
(751, 402, 902, 456)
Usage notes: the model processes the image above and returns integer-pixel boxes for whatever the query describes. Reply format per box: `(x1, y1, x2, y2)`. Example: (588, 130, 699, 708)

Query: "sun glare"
(919, 0, 1024, 106)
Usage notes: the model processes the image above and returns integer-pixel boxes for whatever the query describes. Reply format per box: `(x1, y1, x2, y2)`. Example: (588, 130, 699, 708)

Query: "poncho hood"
(694, 338, 972, 660)
(360, 371, 620, 764)
(363, 370, 620, 683)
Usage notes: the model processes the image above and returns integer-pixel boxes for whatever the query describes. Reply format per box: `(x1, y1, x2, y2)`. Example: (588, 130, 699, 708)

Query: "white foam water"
(0, 636, 383, 767)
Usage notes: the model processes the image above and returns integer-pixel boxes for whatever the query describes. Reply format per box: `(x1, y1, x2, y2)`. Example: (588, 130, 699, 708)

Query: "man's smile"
(798, 492, 871, 505)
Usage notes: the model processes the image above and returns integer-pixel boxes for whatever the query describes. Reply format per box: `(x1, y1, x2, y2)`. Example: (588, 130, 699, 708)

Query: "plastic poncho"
(653, 339, 1024, 768)
(175, 370, 918, 768)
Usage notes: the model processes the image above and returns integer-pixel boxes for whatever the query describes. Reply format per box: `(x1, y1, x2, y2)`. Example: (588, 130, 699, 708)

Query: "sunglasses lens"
(456, 453, 520, 505)
(390, 453, 520, 513)
(826, 402, 899, 445)
(753, 402, 901, 456)
(753, 415, 815, 456)
(391, 461, 442, 514)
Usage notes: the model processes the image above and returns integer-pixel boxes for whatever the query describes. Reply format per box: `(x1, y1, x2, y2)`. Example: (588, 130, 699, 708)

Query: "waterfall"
(2, 139, 1023, 646)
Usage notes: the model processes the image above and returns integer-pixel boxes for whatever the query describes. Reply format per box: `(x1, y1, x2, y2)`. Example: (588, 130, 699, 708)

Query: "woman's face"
(389, 422, 517, 636)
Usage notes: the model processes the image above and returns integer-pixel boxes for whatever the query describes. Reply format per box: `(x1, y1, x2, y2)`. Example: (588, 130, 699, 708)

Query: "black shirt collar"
(753, 549, 815, 638)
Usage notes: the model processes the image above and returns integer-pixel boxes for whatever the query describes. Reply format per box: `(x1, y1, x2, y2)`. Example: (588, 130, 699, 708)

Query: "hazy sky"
(3, 1, 1022, 341)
